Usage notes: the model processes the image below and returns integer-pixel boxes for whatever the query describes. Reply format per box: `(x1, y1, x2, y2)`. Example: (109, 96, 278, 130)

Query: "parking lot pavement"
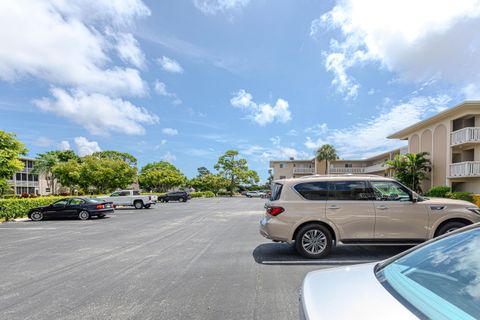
(0, 197, 411, 320)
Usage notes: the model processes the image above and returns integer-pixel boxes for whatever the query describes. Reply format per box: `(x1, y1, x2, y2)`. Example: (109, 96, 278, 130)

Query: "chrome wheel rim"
(446, 227, 458, 233)
(79, 211, 89, 220)
(302, 229, 326, 254)
(31, 212, 42, 221)
(135, 202, 142, 208)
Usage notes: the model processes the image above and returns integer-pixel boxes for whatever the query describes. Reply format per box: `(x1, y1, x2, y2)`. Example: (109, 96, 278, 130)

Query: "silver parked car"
(300, 223, 480, 319)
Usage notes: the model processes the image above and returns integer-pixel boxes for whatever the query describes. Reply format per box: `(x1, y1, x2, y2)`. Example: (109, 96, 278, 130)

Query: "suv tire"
(295, 224, 332, 259)
(436, 221, 468, 237)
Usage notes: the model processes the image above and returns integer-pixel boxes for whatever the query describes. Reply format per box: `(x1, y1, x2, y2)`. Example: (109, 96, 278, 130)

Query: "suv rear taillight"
(267, 206, 284, 216)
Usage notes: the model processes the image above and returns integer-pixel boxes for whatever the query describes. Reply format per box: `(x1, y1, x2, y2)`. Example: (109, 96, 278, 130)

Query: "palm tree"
(33, 152, 60, 194)
(386, 152, 432, 193)
(316, 144, 338, 174)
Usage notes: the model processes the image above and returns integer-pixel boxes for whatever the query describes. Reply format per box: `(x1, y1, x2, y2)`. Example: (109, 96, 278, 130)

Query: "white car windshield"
(376, 227, 480, 319)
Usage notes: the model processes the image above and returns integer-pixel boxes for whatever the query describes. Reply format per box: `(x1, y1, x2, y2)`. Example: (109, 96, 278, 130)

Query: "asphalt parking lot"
(0, 197, 411, 320)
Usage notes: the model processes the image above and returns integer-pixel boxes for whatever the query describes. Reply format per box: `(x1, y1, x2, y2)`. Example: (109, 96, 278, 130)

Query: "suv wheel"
(134, 201, 144, 209)
(295, 224, 332, 259)
(436, 221, 468, 237)
(178, 197, 185, 202)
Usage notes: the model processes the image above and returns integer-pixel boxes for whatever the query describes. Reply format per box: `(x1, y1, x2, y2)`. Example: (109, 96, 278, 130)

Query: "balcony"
(329, 167, 366, 174)
(449, 161, 480, 177)
(293, 167, 314, 174)
(450, 127, 480, 146)
(364, 163, 388, 173)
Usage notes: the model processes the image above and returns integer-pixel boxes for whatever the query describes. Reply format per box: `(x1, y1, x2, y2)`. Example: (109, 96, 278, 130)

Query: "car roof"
(276, 174, 395, 185)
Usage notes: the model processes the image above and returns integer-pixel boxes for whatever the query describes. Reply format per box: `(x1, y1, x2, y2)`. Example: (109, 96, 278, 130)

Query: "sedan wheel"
(78, 210, 90, 220)
(178, 197, 184, 202)
(30, 211, 43, 221)
(295, 224, 332, 259)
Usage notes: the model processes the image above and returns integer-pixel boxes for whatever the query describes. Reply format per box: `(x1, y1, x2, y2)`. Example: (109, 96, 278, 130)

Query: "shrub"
(473, 195, 480, 207)
(445, 192, 474, 203)
(204, 191, 215, 198)
(0, 196, 66, 221)
(189, 192, 204, 198)
(2, 194, 20, 199)
(426, 186, 451, 198)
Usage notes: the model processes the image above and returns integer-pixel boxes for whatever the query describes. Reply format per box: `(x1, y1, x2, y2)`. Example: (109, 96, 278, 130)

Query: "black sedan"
(158, 191, 190, 202)
(28, 198, 114, 221)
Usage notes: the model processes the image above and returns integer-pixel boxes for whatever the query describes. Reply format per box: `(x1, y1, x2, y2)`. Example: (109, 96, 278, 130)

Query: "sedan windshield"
(376, 227, 480, 319)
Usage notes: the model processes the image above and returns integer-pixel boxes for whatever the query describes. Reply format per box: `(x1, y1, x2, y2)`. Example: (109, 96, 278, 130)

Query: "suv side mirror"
(411, 192, 418, 203)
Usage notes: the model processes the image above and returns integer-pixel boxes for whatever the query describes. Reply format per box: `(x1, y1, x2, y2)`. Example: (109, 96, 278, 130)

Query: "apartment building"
(269, 147, 406, 181)
(7, 158, 51, 195)
(388, 100, 480, 193)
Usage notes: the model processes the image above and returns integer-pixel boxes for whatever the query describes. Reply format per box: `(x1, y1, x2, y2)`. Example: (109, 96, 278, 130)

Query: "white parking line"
(0, 227, 58, 230)
(261, 260, 377, 265)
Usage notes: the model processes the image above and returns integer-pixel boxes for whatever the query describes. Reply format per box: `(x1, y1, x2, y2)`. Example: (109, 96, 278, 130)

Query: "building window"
(16, 173, 21, 180)
(28, 174, 33, 181)
(21, 173, 27, 181)
(33, 174, 38, 182)
(27, 161, 33, 168)
(345, 163, 353, 168)
(279, 176, 286, 179)
(46, 188, 51, 193)
(279, 163, 284, 168)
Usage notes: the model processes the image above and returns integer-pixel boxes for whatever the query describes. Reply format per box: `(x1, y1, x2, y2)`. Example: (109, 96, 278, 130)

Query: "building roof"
(388, 100, 480, 139)
(270, 158, 315, 163)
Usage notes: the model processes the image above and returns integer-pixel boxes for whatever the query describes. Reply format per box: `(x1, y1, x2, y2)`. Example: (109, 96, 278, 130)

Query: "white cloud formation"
(193, 0, 250, 15)
(313, 0, 480, 99)
(304, 95, 451, 158)
(157, 56, 184, 74)
(230, 89, 292, 126)
(115, 32, 146, 69)
(305, 123, 328, 136)
(240, 143, 310, 163)
(33, 137, 54, 147)
(0, 0, 149, 97)
(154, 80, 182, 105)
(58, 140, 71, 151)
(33, 87, 159, 136)
(162, 151, 176, 162)
(162, 128, 178, 136)
(74, 136, 101, 156)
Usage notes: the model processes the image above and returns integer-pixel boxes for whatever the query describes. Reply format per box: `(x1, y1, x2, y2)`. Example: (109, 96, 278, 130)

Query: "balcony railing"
(329, 167, 366, 174)
(293, 167, 314, 174)
(451, 127, 480, 146)
(450, 161, 480, 177)
(364, 163, 388, 173)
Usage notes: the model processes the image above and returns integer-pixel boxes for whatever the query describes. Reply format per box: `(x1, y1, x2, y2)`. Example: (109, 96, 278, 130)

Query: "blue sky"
(1, 0, 480, 181)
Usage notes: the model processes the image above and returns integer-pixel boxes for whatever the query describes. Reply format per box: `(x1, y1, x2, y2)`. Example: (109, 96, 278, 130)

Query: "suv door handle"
(328, 205, 340, 210)
(376, 205, 389, 210)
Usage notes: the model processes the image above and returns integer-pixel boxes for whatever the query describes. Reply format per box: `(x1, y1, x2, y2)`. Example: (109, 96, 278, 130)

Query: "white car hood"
(301, 263, 418, 320)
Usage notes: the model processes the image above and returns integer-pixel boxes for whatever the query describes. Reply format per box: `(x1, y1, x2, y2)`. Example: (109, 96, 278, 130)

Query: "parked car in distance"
(99, 190, 156, 209)
(245, 190, 267, 198)
(158, 191, 190, 202)
(29, 198, 114, 221)
(300, 223, 480, 319)
(260, 175, 480, 258)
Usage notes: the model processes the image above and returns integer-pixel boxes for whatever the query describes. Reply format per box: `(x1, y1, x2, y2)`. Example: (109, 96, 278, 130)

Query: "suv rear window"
(294, 182, 328, 200)
(270, 183, 283, 201)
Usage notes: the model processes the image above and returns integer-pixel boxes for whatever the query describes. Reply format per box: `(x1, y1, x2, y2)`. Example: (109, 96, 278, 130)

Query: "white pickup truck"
(99, 190, 157, 209)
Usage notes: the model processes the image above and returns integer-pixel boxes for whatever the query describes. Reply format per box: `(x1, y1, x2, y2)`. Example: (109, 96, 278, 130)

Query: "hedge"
(189, 191, 215, 198)
(425, 186, 451, 198)
(0, 197, 66, 221)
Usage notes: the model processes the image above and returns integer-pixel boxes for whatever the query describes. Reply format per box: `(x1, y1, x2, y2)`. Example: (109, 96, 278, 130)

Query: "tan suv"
(260, 175, 480, 258)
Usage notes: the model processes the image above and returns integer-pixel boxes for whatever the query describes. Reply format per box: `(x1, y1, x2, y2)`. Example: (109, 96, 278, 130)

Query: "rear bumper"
(259, 216, 291, 243)
(92, 209, 114, 215)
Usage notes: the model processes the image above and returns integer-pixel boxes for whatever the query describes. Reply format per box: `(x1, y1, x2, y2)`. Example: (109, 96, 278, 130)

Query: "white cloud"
(162, 151, 176, 162)
(74, 136, 101, 156)
(154, 80, 182, 105)
(303, 95, 451, 158)
(162, 128, 178, 136)
(287, 129, 298, 136)
(157, 56, 184, 74)
(270, 136, 281, 145)
(305, 123, 328, 136)
(313, 0, 480, 98)
(33, 87, 159, 136)
(115, 33, 146, 69)
(193, 0, 250, 15)
(240, 144, 310, 163)
(230, 89, 292, 126)
(0, 0, 149, 97)
(58, 140, 71, 151)
(160, 139, 167, 145)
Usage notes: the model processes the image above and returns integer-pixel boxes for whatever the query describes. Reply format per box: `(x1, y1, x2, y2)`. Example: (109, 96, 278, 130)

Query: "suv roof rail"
(300, 174, 388, 179)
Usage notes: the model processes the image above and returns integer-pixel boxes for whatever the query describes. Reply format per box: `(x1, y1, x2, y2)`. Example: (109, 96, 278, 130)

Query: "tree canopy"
(138, 161, 186, 192)
(386, 152, 432, 193)
(316, 144, 338, 174)
(0, 130, 27, 181)
(214, 150, 259, 196)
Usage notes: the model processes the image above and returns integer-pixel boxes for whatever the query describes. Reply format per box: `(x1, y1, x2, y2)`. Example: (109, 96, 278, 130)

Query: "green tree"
(316, 144, 338, 174)
(52, 159, 82, 194)
(0, 131, 28, 185)
(92, 150, 137, 167)
(79, 156, 137, 194)
(33, 151, 60, 193)
(214, 150, 260, 196)
(196, 166, 211, 177)
(190, 173, 229, 195)
(138, 161, 186, 192)
(0, 179, 13, 196)
(386, 152, 432, 193)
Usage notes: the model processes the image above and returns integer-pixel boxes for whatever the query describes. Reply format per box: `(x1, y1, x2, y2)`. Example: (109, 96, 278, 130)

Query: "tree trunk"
(324, 160, 328, 175)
